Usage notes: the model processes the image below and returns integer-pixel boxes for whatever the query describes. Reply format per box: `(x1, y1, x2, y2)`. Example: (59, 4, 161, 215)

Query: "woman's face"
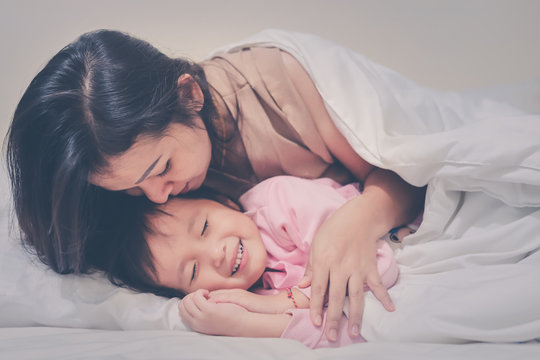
(146, 197, 267, 293)
(91, 116, 212, 203)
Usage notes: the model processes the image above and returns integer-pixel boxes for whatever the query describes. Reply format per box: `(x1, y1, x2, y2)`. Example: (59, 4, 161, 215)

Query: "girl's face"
(146, 197, 267, 293)
(90, 116, 212, 204)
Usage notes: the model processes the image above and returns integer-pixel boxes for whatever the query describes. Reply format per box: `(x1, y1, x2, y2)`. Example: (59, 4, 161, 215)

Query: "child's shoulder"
(239, 175, 354, 208)
(256, 175, 342, 189)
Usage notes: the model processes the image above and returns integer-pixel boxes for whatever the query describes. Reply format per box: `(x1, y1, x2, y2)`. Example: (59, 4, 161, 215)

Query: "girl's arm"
(183, 289, 358, 348)
(281, 51, 425, 340)
(208, 288, 363, 348)
(209, 288, 309, 314)
(179, 289, 295, 338)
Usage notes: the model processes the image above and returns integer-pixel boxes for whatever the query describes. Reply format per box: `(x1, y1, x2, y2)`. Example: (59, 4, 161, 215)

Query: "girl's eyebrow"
(135, 155, 162, 184)
(186, 209, 202, 237)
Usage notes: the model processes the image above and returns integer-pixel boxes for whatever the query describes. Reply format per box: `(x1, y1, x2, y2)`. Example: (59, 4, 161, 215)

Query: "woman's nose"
(141, 180, 173, 204)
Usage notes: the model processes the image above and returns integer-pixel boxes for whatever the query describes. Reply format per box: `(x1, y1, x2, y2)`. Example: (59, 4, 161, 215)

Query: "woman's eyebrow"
(135, 155, 162, 184)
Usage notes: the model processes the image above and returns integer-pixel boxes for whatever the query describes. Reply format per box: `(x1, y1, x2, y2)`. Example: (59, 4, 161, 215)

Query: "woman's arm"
(281, 51, 425, 340)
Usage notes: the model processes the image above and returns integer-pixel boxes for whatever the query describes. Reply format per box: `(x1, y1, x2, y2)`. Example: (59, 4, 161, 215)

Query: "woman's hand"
(299, 169, 424, 341)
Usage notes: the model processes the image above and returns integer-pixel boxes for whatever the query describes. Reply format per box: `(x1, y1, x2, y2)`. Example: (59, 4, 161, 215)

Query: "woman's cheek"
(125, 188, 144, 196)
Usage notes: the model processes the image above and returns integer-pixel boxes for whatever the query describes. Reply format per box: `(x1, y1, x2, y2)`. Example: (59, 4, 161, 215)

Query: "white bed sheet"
(0, 327, 539, 360)
(213, 30, 540, 344)
(2, 29, 540, 359)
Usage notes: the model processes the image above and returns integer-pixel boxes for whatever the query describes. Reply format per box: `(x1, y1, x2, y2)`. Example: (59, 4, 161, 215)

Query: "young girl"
(100, 176, 416, 348)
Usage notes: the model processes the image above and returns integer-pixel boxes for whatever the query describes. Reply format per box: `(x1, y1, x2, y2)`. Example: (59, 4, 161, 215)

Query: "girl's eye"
(190, 262, 197, 284)
(201, 219, 208, 236)
(158, 160, 170, 177)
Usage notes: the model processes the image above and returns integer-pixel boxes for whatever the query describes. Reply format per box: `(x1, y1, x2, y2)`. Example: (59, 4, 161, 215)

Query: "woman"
(6, 30, 424, 341)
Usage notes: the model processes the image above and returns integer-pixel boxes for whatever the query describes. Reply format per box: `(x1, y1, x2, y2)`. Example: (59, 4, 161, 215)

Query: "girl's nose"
(208, 241, 226, 269)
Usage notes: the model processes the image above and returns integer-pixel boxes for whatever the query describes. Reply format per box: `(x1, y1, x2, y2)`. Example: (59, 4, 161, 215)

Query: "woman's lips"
(179, 182, 190, 195)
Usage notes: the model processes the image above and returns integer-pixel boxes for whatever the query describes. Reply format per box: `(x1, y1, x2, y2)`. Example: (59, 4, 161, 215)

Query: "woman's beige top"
(201, 47, 354, 199)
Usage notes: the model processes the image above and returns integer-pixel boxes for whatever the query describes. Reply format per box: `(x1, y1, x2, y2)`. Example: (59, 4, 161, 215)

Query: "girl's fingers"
(208, 289, 243, 304)
(181, 289, 210, 316)
(192, 289, 211, 310)
(179, 297, 198, 320)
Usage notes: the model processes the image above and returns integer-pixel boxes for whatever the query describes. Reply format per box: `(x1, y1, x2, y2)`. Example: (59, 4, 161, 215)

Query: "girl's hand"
(209, 288, 307, 314)
(179, 289, 293, 338)
(178, 289, 249, 336)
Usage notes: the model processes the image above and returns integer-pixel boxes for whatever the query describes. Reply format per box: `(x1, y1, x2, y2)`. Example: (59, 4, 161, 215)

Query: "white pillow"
(0, 163, 186, 331)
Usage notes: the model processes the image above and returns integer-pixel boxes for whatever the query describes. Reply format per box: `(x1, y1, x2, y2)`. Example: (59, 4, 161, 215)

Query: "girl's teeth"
(232, 242, 244, 275)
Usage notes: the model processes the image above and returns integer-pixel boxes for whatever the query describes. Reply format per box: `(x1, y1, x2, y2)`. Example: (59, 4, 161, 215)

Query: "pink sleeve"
(374, 239, 399, 290)
(240, 176, 360, 252)
(240, 176, 361, 289)
(281, 309, 366, 349)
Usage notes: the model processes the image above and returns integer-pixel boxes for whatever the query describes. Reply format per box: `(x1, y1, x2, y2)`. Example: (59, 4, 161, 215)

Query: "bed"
(1, 29, 539, 359)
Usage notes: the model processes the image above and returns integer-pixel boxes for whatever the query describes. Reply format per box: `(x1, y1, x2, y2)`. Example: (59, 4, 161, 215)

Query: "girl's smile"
(231, 240, 249, 276)
(145, 197, 267, 293)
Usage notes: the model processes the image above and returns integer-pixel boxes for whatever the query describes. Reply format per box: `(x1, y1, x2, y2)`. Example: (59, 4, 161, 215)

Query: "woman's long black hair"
(5, 30, 219, 274)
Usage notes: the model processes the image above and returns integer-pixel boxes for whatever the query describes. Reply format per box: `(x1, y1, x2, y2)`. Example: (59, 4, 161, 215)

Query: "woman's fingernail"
(315, 315, 322, 326)
(351, 324, 360, 336)
(329, 329, 337, 341)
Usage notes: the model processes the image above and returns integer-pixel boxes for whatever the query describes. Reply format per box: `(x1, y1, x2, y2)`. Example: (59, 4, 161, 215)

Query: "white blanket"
(211, 29, 540, 344)
(1, 29, 539, 357)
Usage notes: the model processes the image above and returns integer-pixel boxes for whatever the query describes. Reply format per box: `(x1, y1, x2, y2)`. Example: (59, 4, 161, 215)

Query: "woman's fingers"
(346, 276, 365, 338)
(298, 259, 313, 288)
(309, 266, 329, 327)
(366, 273, 395, 312)
(324, 271, 348, 341)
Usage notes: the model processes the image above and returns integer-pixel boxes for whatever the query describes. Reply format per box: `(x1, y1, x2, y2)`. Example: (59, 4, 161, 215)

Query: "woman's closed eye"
(157, 160, 171, 177)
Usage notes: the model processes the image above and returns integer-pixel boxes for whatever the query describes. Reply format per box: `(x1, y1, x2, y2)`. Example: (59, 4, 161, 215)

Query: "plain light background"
(1, 0, 539, 142)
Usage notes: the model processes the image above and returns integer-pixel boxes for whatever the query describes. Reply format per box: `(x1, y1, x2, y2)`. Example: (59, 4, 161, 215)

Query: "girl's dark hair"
(5, 30, 219, 274)
(91, 187, 240, 299)
(86, 192, 187, 298)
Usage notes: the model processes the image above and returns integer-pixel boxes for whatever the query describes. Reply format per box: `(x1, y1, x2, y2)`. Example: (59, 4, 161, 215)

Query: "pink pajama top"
(239, 176, 399, 349)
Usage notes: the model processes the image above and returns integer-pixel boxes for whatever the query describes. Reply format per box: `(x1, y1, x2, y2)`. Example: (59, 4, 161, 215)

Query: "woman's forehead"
(90, 136, 164, 189)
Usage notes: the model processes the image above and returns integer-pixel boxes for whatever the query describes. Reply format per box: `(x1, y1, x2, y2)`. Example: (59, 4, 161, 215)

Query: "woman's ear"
(177, 74, 204, 112)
